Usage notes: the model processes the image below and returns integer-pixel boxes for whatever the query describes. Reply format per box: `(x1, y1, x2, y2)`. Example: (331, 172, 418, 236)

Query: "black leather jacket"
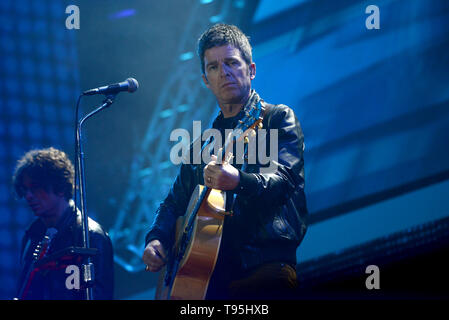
(146, 97, 308, 274)
(17, 201, 114, 300)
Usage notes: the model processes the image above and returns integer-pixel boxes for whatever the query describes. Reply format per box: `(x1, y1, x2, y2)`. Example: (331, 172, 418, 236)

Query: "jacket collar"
(212, 89, 261, 129)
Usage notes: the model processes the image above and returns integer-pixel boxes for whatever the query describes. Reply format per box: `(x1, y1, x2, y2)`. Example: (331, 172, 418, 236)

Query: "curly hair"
(12, 147, 75, 200)
(197, 23, 252, 74)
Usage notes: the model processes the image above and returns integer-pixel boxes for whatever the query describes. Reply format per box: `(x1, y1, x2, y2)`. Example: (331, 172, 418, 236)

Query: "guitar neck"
(183, 186, 210, 235)
(16, 260, 36, 299)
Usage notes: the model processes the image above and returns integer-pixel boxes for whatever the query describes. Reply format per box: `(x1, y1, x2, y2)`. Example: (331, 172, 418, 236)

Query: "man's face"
(202, 44, 255, 106)
(21, 175, 64, 218)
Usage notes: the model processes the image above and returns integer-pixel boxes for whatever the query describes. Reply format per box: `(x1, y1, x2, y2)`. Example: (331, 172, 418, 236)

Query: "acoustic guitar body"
(156, 184, 228, 300)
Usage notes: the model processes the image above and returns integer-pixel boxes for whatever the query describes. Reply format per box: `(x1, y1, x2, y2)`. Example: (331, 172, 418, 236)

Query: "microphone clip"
(102, 94, 117, 108)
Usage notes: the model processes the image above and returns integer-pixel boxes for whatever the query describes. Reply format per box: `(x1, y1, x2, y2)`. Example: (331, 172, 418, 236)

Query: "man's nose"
(219, 63, 230, 77)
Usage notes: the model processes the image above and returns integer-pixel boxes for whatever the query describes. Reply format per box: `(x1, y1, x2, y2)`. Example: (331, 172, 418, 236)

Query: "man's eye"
(209, 65, 217, 70)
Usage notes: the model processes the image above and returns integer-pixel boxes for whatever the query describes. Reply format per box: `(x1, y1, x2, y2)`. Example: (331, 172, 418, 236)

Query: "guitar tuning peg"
(244, 136, 249, 144)
(258, 122, 263, 129)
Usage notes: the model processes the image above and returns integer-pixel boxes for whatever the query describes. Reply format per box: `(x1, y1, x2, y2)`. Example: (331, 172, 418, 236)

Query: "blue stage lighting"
(179, 52, 194, 61)
(4, 56, 18, 74)
(27, 122, 43, 139)
(9, 122, 24, 139)
(109, 9, 137, 20)
(36, 42, 50, 59)
(24, 80, 38, 98)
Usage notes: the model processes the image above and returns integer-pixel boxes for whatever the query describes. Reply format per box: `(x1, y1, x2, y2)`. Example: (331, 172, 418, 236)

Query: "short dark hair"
(12, 147, 75, 200)
(197, 23, 252, 74)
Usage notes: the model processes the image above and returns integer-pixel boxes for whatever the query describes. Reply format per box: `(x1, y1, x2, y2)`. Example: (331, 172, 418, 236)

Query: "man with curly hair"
(13, 147, 114, 300)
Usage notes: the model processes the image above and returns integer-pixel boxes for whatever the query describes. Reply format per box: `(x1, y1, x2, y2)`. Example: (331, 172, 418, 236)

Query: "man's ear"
(249, 62, 256, 80)
(202, 74, 210, 88)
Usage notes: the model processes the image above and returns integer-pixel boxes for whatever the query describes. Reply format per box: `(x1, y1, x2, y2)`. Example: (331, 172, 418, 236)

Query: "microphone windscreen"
(126, 78, 139, 93)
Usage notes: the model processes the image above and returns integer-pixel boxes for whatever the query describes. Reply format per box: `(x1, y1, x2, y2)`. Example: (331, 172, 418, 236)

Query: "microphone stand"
(75, 94, 116, 300)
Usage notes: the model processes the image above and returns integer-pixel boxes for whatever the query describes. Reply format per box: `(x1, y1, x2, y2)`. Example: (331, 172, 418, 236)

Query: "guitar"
(156, 101, 264, 300)
(16, 228, 58, 300)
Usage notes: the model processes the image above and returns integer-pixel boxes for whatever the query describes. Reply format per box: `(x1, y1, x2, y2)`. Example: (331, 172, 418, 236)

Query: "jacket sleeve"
(145, 163, 194, 251)
(233, 104, 306, 208)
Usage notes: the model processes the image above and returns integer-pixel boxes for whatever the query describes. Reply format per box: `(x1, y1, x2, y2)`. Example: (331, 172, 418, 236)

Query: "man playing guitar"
(143, 24, 308, 300)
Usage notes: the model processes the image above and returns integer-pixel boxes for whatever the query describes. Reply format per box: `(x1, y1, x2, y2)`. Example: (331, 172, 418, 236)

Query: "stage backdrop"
(1, 0, 448, 299)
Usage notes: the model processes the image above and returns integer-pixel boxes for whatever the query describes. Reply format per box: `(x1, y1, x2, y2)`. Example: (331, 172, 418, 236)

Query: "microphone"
(83, 78, 139, 96)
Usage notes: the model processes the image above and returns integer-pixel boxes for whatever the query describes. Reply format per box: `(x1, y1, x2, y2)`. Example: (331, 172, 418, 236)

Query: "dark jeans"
(206, 262, 298, 300)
